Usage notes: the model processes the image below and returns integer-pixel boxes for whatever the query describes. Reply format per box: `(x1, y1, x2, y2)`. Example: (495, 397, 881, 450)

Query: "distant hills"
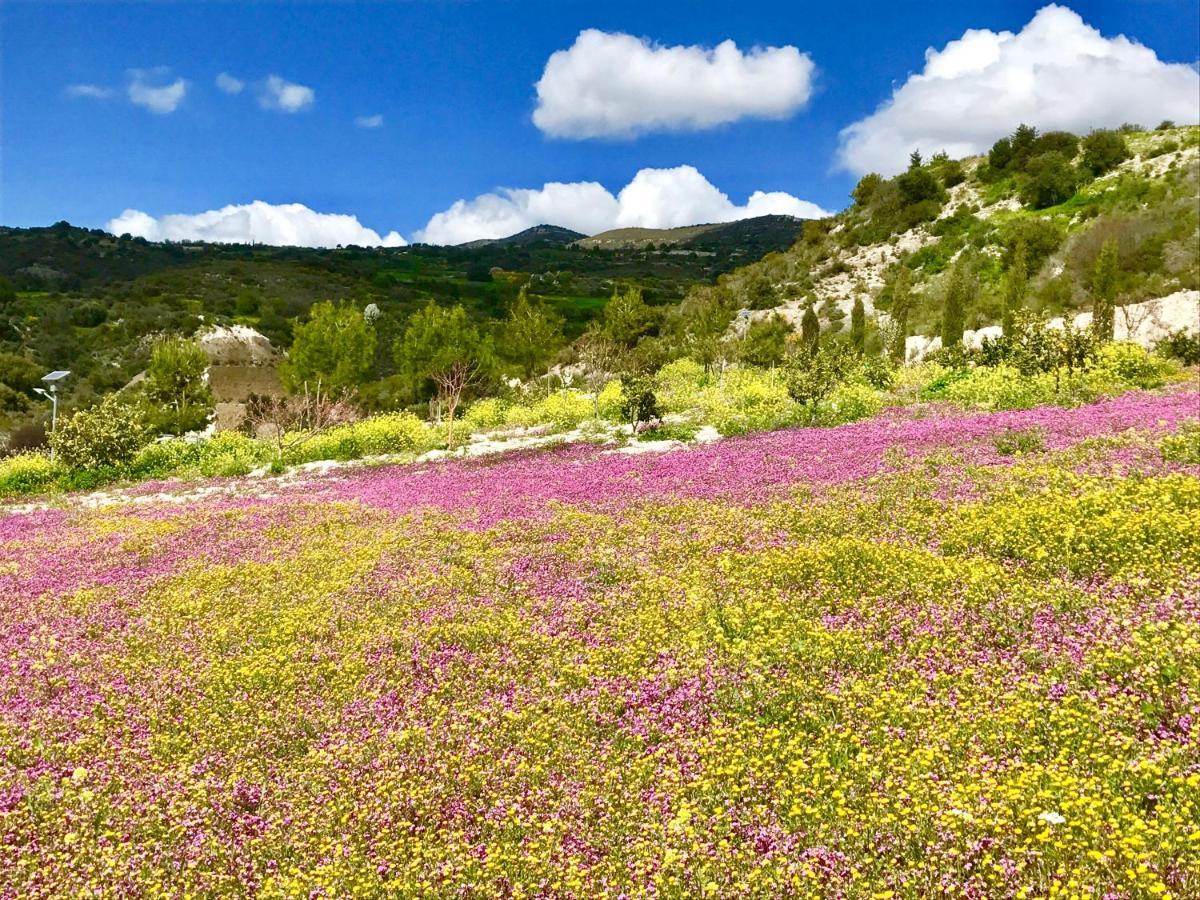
(456, 225, 588, 249)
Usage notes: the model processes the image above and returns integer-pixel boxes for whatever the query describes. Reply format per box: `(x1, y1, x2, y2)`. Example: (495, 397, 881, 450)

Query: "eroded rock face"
(197, 325, 279, 367)
(904, 291, 1200, 363)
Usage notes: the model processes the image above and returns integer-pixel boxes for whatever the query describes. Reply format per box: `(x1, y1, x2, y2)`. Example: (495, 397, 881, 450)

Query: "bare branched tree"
(244, 380, 359, 465)
(431, 359, 477, 450)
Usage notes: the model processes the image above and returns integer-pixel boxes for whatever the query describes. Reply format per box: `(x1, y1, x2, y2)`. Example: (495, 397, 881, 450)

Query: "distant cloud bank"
(837, 4, 1200, 176)
(106, 201, 406, 248)
(533, 30, 815, 139)
(414, 165, 830, 245)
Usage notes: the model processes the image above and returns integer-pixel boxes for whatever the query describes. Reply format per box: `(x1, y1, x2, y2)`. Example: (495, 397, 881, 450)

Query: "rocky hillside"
(729, 125, 1199, 351)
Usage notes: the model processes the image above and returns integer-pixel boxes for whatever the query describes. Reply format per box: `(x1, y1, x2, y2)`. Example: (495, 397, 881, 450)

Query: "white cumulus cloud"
(65, 83, 115, 100)
(355, 114, 384, 129)
(105, 201, 406, 248)
(414, 165, 829, 245)
(258, 75, 314, 113)
(215, 72, 245, 95)
(533, 29, 816, 138)
(837, 4, 1200, 176)
(127, 68, 188, 114)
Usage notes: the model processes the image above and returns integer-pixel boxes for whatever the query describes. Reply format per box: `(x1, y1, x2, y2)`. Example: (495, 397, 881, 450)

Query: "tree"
(801, 305, 820, 356)
(601, 285, 658, 348)
(851, 173, 884, 207)
(1002, 239, 1028, 335)
(673, 285, 735, 371)
(1090, 238, 1120, 341)
(887, 267, 913, 363)
(1019, 152, 1078, 209)
(496, 287, 564, 379)
(740, 315, 790, 367)
(1079, 129, 1129, 176)
(940, 256, 976, 350)
(281, 301, 376, 396)
(245, 382, 359, 467)
(143, 336, 213, 435)
(849, 297, 866, 352)
(742, 271, 777, 310)
(0, 275, 16, 306)
(394, 302, 494, 448)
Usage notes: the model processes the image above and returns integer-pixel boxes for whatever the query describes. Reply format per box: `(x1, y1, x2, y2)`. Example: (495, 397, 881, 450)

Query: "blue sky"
(2, 1, 1198, 245)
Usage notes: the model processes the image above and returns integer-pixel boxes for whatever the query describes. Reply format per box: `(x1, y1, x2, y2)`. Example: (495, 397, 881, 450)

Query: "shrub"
(1155, 329, 1200, 366)
(5, 421, 48, 454)
(1160, 423, 1200, 464)
(812, 383, 883, 427)
(1019, 152, 1079, 209)
(1091, 342, 1169, 388)
(286, 412, 437, 465)
(941, 365, 1048, 411)
(49, 396, 150, 471)
(502, 404, 539, 429)
(532, 390, 593, 430)
(463, 398, 509, 433)
(655, 359, 708, 414)
(618, 377, 660, 427)
(992, 427, 1047, 456)
(597, 380, 624, 420)
(0, 452, 62, 496)
(636, 421, 699, 443)
(198, 432, 273, 476)
(698, 368, 797, 436)
(130, 439, 204, 479)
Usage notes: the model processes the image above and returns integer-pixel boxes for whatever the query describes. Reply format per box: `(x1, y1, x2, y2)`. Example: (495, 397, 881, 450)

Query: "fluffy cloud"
(354, 114, 384, 129)
(533, 29, 816, 138)
(837, 4, 1200, 176)
(414, 165, 829, 245)
(106, 201, 406, 248)
(65, 84, 114, 100)
(127, 68, 188, 114)
(215, 72, 245, 95)
(258, 75, 314, 113)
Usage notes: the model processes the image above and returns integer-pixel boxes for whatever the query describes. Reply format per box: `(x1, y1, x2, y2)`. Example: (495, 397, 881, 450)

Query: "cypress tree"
(801, 305, 820, 356)
(1090, 238, 1120, 342)
(888, 267, 913, 363)
(940, 257, 974, 351)
(1002, 239, 1028, 335)
(849, 296, 866, 352)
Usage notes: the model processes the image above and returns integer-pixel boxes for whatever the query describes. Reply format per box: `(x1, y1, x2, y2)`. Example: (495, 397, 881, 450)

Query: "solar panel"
(42, 370, 71, 382)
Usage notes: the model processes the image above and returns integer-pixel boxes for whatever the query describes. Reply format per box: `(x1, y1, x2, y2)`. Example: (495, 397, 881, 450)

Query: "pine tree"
(1090, 238, 1120, 342)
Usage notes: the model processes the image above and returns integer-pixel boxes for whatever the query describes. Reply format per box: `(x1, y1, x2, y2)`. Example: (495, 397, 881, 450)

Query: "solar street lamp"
(34, 370, 70, 459)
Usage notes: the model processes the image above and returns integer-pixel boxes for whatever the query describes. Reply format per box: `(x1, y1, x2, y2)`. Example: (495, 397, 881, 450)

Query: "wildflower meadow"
(2, 384, 1198, 898)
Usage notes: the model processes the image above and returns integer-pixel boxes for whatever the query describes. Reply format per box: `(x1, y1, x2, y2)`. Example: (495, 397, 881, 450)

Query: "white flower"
(1038, 811, 1066, 826)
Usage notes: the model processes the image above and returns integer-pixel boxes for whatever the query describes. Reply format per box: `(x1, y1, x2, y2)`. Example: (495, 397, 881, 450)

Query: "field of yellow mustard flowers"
(2, 384, 1198, 898)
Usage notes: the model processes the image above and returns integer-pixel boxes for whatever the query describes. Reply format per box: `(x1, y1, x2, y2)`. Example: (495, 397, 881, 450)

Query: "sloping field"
(2, 387, 1199, 897)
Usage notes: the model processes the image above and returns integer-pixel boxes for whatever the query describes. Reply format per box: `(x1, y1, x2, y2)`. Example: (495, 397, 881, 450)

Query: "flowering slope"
(2, 387, 1199, 898)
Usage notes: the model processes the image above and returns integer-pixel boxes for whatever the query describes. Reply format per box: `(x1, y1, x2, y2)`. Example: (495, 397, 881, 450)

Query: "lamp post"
(34, 370, 70, 460)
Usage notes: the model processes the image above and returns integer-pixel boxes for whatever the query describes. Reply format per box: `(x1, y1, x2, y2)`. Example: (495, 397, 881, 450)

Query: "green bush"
(198, 432, 272, 477)
(0, 452, 63, 496)
(49, 396, 150, 471)
(698, 368, 797, 436)
(463, 398, 509, 433)
(941, 365, 1049, 411)
(1160, 423, 1200, 464)
(993, 427, 1047, 456)
(130, 439, 204, 479)
(285, 412, 438, 465)
(597, 380, 624, 420)
(812, 383, 884, 426)
(1155, 330, 1200, 366)
(654, 359, 708, 414)
(1091, 342, 1169, 388)
(532, 390, 593, 429)
(502, 404, 539, 429)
